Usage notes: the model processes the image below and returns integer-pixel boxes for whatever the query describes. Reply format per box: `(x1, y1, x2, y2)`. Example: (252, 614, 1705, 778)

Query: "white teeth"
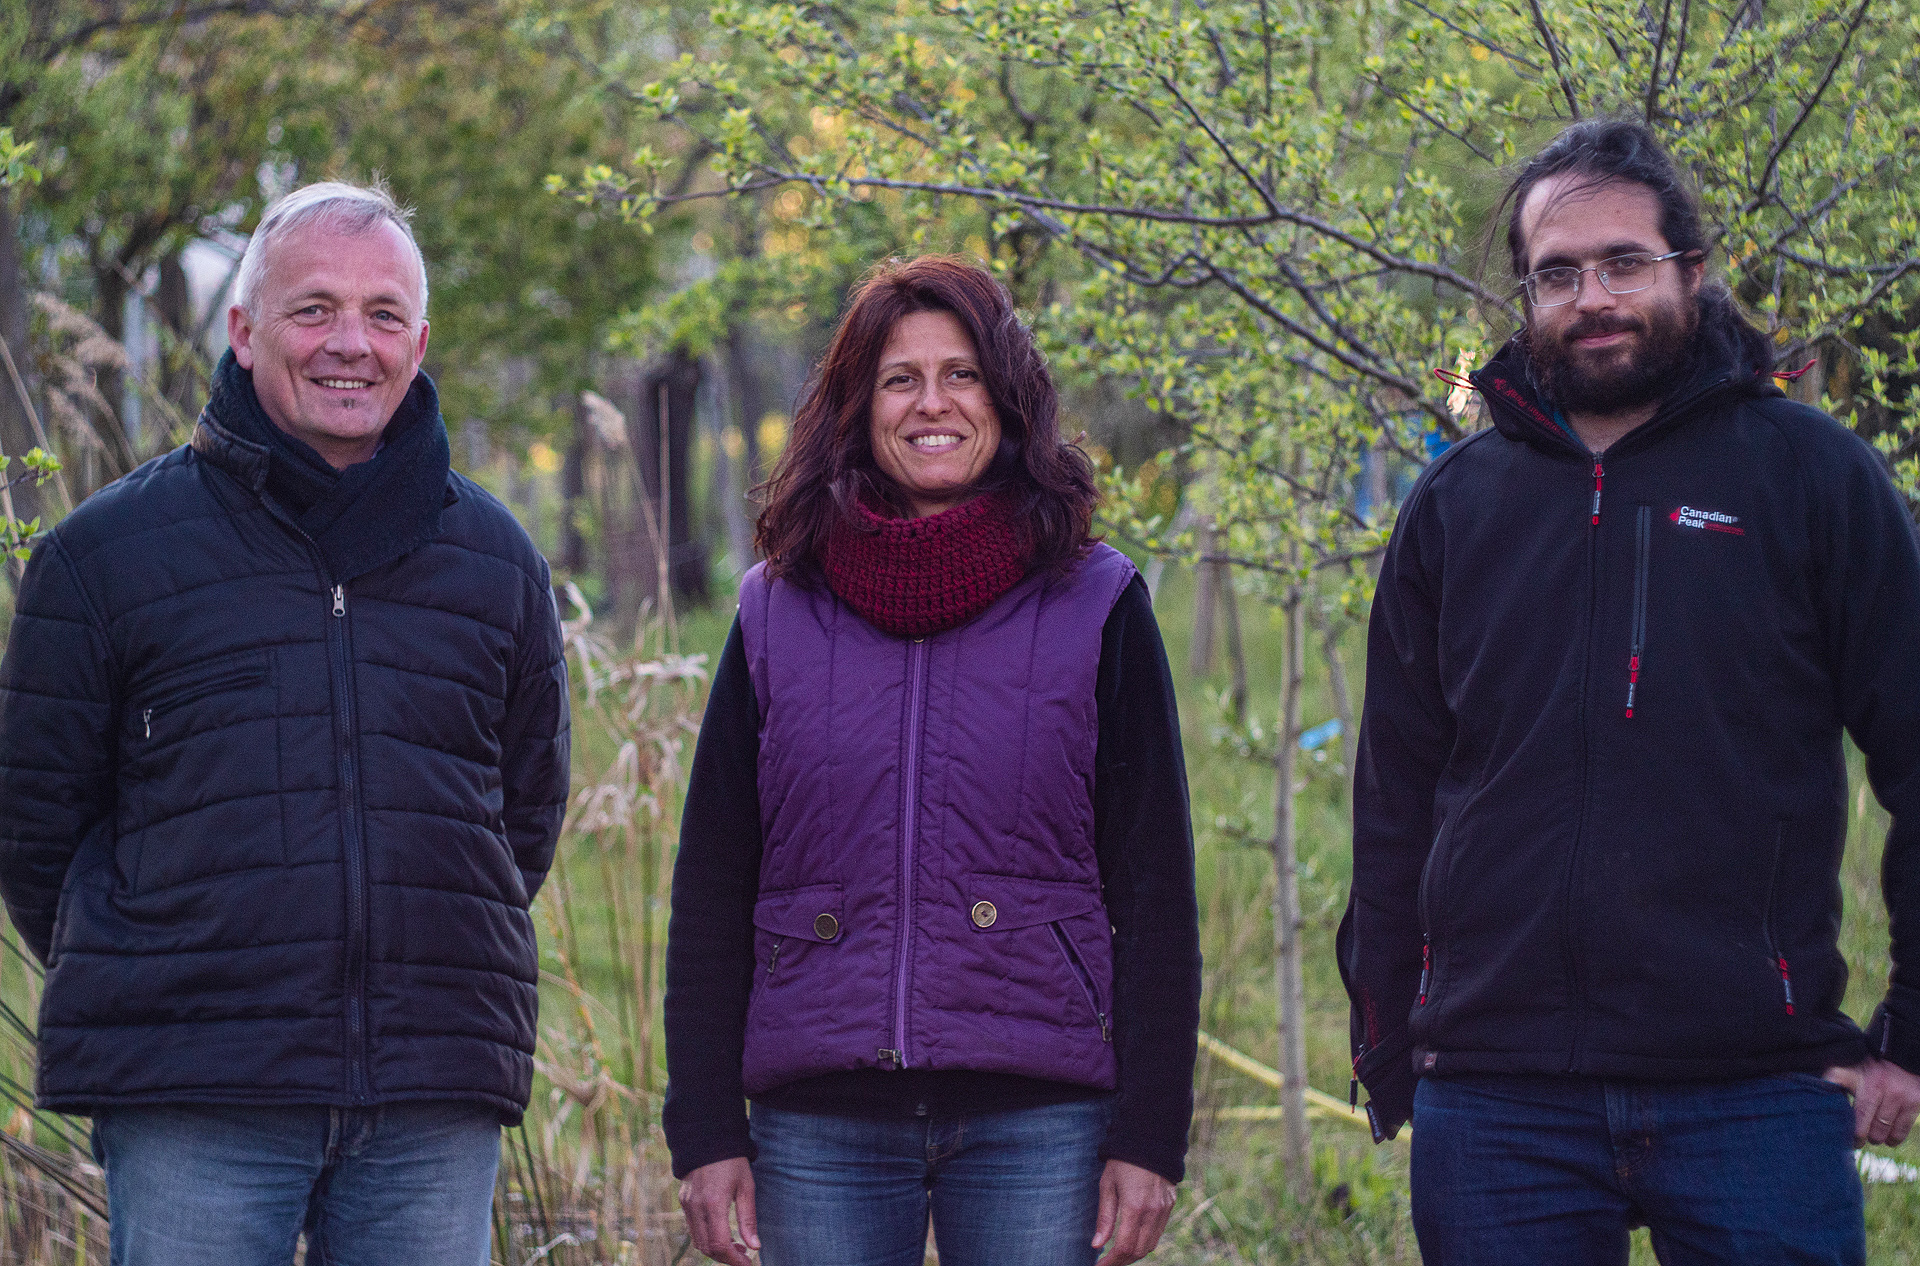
(317, 378, 371, 389)
(910, 435, 961, 449)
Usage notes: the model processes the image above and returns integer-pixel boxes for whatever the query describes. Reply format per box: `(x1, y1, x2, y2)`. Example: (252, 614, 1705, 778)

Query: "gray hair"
(235, 180, 429, 317)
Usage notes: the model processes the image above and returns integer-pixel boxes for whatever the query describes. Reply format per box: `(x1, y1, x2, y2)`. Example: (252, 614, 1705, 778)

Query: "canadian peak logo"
(1670, 505, 1745, 535)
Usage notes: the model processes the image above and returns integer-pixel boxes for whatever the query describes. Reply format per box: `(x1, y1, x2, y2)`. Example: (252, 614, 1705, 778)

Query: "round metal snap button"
(970, 901, 998, 929)
(813, 913, 840, 941)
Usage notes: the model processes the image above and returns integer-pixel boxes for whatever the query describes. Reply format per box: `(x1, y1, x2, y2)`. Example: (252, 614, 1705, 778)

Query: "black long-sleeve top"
(663, 574, 1201, 1183)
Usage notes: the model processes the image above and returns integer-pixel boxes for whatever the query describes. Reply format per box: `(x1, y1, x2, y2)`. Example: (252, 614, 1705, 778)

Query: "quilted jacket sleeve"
(0, 533, 116, 964)
(498, 561, 570, 903)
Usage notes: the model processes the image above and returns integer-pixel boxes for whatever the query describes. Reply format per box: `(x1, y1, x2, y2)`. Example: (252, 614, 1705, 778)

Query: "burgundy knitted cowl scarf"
(822, 492, 1029, 638)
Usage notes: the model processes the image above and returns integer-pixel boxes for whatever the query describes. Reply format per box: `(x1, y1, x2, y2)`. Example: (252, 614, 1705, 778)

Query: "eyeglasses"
(1522, 250, 1692, 307)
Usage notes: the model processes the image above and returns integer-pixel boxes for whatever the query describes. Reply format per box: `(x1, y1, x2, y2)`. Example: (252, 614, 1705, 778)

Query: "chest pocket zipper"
(1626, 505, 1651, 718)
(138, 662, 270, 739)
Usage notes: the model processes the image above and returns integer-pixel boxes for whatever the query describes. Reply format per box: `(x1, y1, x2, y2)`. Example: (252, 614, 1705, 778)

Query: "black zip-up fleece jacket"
(1338, 317, 1920, 1140)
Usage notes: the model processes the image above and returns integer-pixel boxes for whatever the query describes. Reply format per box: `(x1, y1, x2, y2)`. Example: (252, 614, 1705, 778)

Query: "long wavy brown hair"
(756, 256, 1097, 579)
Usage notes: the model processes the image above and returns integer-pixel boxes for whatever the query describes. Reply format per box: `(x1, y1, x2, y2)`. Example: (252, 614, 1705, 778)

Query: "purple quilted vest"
(737, 542, 1137, 1096)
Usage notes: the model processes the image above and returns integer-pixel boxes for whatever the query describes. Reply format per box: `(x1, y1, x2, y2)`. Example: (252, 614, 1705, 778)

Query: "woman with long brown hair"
(663, 256, 1200, 1266)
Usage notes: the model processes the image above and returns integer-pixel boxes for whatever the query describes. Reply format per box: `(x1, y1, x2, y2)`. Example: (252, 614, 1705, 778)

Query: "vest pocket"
(964, 872, 1111, 1040)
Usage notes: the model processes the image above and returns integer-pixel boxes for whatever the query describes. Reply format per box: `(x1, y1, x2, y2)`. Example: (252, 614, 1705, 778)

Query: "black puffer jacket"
(1340, 319, 1920, 1139)
(0, 370, 569, 1122)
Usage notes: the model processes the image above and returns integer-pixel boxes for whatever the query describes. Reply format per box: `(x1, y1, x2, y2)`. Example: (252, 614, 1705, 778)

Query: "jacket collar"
(191, 356, 457, 584)
(1470, 303, 1781, 459)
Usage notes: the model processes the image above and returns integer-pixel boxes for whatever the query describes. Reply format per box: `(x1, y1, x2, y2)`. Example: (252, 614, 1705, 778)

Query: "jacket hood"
(1472, 294, 1781, 458)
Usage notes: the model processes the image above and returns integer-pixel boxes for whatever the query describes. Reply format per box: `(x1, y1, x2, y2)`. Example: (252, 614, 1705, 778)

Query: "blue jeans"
(748, 1098, 1111, 1266)
(91, 1101, 502, 1266)
(1411, 1073, 1865, 1265)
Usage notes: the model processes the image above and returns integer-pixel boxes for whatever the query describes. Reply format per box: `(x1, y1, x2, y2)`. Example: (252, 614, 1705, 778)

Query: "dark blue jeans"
(91, 1101, 501, 1266)
(1411, 1073, 1865, 1265)
(748, 1098, 1111, 1266)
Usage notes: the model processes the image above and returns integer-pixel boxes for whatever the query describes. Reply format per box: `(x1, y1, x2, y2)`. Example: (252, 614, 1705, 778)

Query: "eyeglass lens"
(1528, 254, 1662, 305)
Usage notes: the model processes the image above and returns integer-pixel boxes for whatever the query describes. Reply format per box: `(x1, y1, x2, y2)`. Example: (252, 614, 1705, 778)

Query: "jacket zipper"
(1563, 454, 1605, 1069)
(1416, 934, 1432, 1005)
(767, 937, 785, 977)
(329, 582, 371, 1101)
(1050, 923, 1112, 1042)
(889, 637, 931, 1069)
(1626, 505, 1651, 718)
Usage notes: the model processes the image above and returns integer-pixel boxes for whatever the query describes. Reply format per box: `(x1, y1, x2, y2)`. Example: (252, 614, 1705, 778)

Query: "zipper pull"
(1099, 1012, 1112, 1043)
(332, 584, 345, 618)
(1778, 956, 1795, 1015)
(877, 1048, 902, 1068)
(1590, 459, 1604, 526)
(1417, 934, 1433, 1005)
(142, 707, 153, 739)
(1625, 654, 1641, 718)
(766, 940, 783, 976)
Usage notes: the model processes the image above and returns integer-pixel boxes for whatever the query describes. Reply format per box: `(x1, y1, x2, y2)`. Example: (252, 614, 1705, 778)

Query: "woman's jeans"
(1411, 1072, 1865, 1266)
(749, 1097, 1111, 1266)
(90, 1101, 501, 1266)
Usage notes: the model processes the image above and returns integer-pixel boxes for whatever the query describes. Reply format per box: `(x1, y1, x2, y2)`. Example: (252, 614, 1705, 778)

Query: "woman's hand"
(1092, 1158, 1176, 1265)
(678, 1157, 759, 1265)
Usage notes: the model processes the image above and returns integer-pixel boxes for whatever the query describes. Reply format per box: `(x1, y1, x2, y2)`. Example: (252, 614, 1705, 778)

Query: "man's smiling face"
(1518, 174, 1703, 416)
(228, 218, 429, 468)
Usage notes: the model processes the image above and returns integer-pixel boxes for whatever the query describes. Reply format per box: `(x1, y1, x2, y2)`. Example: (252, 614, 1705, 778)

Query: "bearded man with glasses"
(1340, 119, 1920, 1265)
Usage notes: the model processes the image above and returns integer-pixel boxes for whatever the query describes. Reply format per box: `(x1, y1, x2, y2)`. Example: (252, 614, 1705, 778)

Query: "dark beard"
(1527, 295, 1701, 415)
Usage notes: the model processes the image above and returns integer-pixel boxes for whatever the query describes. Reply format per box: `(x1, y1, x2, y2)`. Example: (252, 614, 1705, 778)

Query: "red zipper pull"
(1591, 459, 1604, 526)
(1778, 956, 1795, 1015)
(1417, 936, 1433, 1005)
(1625, 654, 1640, 718)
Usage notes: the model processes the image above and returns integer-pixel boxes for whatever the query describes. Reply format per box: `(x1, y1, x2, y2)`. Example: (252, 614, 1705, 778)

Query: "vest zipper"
(891, 637, 931, 1068)
(1626, 505, 1650, 718)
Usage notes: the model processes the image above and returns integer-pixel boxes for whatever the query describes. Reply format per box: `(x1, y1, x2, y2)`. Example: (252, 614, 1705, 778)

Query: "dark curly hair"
(1489, 117, 1770, 370)
(755, 255, 1097, 579)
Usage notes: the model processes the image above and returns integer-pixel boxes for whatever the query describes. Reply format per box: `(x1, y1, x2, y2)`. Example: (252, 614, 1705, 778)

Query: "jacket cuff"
(1866, 984, 1920, 1078)
(1099, 1137, 1185, 1186)
(1354, 1034, 1417, 1142)
(667, 1134, 755, 1181)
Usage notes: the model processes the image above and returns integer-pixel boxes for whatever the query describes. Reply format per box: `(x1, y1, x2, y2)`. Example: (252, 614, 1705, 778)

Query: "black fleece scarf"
(206, 349, 453, 584)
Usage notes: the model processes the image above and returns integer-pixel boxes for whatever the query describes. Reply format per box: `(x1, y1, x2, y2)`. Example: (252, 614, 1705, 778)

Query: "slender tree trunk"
(1190, 523, 1219, 678)
(1220, 558, 1248, 725)
(560, 396, 589, 576)
(635, 350, 708, 607)
(1273, 580, 1312, 1202)
(0, 200, 45, 542)
(155, 251, 199, 423)
(1311, 604, 1360, 809)
(726, 324, 766, 493)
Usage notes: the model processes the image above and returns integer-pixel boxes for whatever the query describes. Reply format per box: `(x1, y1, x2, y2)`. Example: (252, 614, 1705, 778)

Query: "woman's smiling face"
(868, 309, 1002, 517)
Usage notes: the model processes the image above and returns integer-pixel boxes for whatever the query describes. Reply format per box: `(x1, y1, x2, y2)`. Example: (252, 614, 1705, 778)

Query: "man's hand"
(1092, 1158, 1175, 1266)
(678, 1157, 759, 1265)
(1823, 1057, 1920, 1146)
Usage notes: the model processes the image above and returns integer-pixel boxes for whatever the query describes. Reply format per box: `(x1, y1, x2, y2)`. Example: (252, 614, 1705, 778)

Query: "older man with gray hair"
(0, 180, 569, 1263)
